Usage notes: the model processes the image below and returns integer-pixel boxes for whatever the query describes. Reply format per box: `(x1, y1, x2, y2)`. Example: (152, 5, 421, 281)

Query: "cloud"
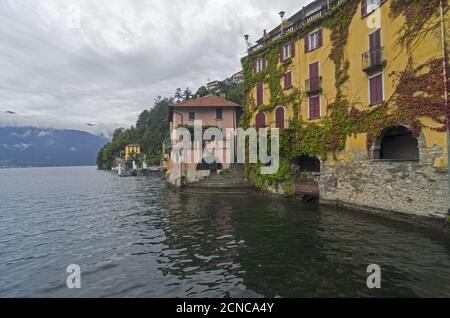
(13, 143, 31, 150)
(0, 0, 307, 136)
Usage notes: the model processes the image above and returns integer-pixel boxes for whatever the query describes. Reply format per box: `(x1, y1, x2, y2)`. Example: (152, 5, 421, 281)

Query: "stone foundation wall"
(319, 146, 449, 219)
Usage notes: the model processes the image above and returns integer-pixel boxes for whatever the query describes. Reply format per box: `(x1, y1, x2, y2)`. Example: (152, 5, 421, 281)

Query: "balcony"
(305, 77, 323, 95)
(247, 0, 345, 54)
(362, 47, 386, 74)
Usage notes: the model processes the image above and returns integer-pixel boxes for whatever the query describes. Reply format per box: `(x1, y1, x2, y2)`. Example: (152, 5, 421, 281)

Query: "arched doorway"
(275, 107, 285, 129)
(373, 126, 419, 161)
(196, 157, 223, 173)
(255, 112, 266, 131)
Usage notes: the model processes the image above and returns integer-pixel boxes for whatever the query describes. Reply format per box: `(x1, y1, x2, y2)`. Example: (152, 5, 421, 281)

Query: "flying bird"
(4, 111, 16, 115)
(87, 123, 97, 127)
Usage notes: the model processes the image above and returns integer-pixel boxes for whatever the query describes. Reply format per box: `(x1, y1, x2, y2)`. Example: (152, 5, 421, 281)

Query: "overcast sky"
(0, 0, 308, 136)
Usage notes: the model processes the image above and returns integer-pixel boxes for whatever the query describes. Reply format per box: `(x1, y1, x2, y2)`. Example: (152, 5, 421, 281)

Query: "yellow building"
(243, 0, 450, 220)
(125, 144, 141, 161)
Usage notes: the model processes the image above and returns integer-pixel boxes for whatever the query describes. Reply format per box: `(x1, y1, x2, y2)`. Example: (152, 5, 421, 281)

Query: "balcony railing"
(248, 0, 345, 54)
(305, 77, 323, 94)
(362, 47, 386, 73)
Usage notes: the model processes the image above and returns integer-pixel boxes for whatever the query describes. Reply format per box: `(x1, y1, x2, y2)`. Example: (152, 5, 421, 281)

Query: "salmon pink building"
(166, 95, 242, 187)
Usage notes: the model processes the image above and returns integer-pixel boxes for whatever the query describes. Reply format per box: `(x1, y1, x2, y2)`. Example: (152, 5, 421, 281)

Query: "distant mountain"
(0, 127, 109, 168)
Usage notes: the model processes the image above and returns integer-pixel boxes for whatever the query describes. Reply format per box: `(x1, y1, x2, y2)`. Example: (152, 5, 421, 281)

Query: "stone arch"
(371, 125, 420, 161)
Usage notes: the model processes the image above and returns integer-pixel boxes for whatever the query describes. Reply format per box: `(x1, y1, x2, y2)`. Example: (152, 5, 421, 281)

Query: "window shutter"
(304, 36, 309, 53)
(263, 58, 267, 69)
(257, 83, 263, 106)
(290, 42, 296, 57)
(361, 0, 367, 18)
(253, 61, 257, 74)
(318, 29, 323, 48)
(280, 47, 284, 62)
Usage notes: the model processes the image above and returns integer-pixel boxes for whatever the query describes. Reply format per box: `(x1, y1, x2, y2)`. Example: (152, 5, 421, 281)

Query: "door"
(255, 112, 266, 131)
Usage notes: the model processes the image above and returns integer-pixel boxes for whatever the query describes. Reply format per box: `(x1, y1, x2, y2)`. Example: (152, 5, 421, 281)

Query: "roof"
(126, 144, 141, 147)
(170, 94, 241, 108)
(255, 0, 327, 45)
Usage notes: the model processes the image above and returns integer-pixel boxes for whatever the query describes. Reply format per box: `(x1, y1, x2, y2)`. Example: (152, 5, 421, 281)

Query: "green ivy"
(243, 0, 447, 190)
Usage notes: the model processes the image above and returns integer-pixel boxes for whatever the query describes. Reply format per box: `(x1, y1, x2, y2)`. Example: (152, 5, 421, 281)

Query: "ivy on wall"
(242, 0, 448, 193)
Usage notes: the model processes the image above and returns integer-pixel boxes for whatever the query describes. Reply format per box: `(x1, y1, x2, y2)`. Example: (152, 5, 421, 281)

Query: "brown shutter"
(304, 36, 309, 53)
(290, 42, 296, 57)
(253, 61, 256, 74)
(318, 29, 323, 48)
(257, 83, 263, 106)
(361, 0, 367, 18)
(276, 107, 285, 129)
(280, 47, 284, 62)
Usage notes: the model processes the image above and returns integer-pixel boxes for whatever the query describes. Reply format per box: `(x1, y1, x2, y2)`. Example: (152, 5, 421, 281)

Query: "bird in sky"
(86, 123, 97, 127)
(4, 111, 16, 115)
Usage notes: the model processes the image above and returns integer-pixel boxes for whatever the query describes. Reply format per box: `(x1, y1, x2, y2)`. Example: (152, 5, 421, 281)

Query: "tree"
(194, 86, 209, 98)
(174, 88, 183, 102)
(183, 87, 192, 101)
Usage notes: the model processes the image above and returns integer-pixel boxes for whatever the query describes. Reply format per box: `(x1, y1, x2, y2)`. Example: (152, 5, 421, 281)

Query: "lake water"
(1, 166, 450, 298)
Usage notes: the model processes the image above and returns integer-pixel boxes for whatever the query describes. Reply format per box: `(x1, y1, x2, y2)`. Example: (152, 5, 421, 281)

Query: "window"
(367, 0, 381, 12)
(362, 0, 383, 17)
(216, 108, 223, 120)
(256, 82, 264, 106)
(255, 112, 266, 131)
(369, 29, 382, 64)
(189, 112, 195, 121)
(369, 73, 384, 105)
(283, 71, 292, 90)
(309, 95, 321, 119)
(308, 62, 320, 91)
(280, 42, 295, 61)
(275, 107, 285, 129)
(254, 58, 266, 73)
(305, 29, 323, 52)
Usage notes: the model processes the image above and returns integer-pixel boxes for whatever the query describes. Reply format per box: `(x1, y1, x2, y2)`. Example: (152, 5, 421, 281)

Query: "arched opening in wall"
(196, 157, 223, 173)
(255, 112, 266, 131)
(375, 126, 419, 161)
(275, 107, 285, 129)
(296, 156, 321, 173)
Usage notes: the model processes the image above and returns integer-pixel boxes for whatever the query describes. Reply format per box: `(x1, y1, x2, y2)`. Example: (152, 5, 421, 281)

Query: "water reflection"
(0, 167, 449, 298)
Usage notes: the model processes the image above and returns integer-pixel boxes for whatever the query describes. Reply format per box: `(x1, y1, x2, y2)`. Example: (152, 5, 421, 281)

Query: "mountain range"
(0, 126, 108, 168)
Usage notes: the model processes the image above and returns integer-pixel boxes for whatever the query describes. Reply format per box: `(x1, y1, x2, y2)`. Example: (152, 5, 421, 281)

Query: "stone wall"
(319, 135, 449, 219)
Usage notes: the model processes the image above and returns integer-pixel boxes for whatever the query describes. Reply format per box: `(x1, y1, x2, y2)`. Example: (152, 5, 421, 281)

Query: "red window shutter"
(304, 36, 309, 53)
(309, 96, 320, 119)
(276, 107, 285, 129)
(256, 83, 263, 106)
(369, 74, 383, 105)
(263, 58, 267, 69)
(280, 47, 284, 62)
(284, 72, 292, 89)
(309, 62, 319, 91)
(287, 72, 292, 88)
(361, 0, 367, 18)
(253, 61, 257, 74)
(290, 42, 296, 57)
(318, 29, 323, 48)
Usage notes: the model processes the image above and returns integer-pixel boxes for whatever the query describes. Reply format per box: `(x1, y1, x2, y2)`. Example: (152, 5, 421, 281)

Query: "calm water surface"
(1, 166, 450, 298)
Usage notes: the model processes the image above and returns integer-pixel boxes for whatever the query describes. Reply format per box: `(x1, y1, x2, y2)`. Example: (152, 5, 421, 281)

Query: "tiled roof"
(170, 94, 241, 108)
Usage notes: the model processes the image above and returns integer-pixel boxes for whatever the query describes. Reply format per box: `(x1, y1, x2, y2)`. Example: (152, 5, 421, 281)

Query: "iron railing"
(362, 47, 386, 73)
(305, 77, 323, 94)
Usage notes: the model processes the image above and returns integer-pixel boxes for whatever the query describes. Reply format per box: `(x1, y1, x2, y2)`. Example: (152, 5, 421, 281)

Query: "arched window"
(255, 112, 266, 131)
(275, 107, 285, 129)
(376, 126, 419, 161)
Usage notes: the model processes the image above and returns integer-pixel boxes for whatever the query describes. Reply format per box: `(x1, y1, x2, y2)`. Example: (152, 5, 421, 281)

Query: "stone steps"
(185, 164, 253, 193)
